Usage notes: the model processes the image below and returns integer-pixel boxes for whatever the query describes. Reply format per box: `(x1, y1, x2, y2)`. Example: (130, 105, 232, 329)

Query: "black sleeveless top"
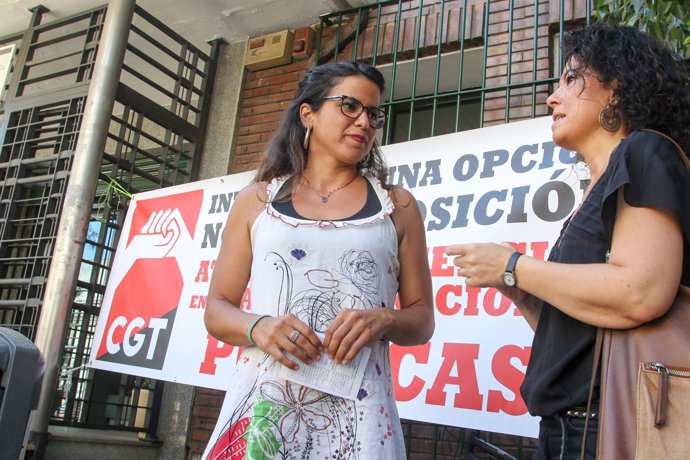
(521, 130, 690, 416)
(272, 176, 382, 221)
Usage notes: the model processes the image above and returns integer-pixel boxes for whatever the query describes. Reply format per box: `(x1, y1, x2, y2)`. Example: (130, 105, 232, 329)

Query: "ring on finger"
(289, 330, 300, 343)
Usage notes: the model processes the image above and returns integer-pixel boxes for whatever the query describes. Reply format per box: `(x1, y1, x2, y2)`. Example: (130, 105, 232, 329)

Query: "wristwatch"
(502, 251, 523, 287)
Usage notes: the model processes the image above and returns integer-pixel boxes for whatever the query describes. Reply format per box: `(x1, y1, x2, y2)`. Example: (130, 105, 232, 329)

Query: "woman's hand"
(446, 242, 543, 330)
(445, 242, 516, 287)
(251, 313, 324, 370)
(323, 308, 391, 365)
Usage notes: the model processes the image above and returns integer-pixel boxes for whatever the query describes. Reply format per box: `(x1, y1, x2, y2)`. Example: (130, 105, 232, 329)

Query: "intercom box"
(244, 30, 294, 71)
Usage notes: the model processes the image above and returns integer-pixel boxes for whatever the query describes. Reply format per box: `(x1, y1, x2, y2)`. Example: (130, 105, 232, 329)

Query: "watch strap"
(505, 251, 522, 274)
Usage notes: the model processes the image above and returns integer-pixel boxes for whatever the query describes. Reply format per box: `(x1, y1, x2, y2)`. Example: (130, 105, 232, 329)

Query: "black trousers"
(534, 413, 598, 460)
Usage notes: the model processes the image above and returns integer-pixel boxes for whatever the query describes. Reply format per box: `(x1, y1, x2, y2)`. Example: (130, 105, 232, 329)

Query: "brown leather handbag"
(582, 131, 690, 459)
(595, 285, 690, 459)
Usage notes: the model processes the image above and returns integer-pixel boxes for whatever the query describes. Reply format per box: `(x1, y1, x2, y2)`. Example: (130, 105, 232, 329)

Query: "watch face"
(503, 272, 516, 287)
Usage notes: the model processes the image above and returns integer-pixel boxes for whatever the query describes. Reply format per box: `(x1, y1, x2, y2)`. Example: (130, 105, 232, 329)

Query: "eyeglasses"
(322, 95, 387, 129)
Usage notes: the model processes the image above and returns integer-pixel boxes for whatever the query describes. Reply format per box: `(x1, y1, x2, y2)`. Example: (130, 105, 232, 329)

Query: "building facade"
(0, 0, 592, 458)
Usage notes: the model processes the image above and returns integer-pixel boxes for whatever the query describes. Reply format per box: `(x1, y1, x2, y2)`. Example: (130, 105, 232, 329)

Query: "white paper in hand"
(278, 332, 371, 400)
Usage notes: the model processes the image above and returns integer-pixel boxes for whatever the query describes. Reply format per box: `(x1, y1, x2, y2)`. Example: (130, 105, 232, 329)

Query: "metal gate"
(0, 3, 219, 436)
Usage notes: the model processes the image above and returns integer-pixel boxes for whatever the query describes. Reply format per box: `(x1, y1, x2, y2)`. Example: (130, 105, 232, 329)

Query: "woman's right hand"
(251, 313, 324, 370)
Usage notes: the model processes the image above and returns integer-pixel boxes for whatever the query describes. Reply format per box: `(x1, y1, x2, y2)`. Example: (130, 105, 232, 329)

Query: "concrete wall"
(198, 40, 249, 179)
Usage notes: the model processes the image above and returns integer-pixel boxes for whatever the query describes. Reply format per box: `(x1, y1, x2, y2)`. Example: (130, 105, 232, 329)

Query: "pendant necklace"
(303, 174, 358, 203)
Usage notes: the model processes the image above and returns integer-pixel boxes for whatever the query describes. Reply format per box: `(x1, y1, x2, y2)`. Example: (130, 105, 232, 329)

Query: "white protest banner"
(90, 116, 582, 437)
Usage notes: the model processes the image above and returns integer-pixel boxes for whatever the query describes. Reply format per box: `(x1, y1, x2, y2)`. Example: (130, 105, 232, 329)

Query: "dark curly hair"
(562, 22, 690, 154)
(254, 60, 389, 201)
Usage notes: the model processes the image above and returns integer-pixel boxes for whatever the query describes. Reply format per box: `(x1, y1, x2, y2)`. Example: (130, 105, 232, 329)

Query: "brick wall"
(189, 388, 224, 456)
(483, 0, 552, 125)
(319, 0, 552, 126)
(231, 60, 311, 172)
(333, 0, 485, 64)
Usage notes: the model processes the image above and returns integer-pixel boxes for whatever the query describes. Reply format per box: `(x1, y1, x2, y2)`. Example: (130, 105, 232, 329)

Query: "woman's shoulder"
(231, 181, 270, 216)
(237, 181, 269, 200)
(619, 130, 685, 165)
(606, 129, 690, 211)
(387, 184, 415, 206)
(387, 184, 422, 223)
(603, 130, 687, 188)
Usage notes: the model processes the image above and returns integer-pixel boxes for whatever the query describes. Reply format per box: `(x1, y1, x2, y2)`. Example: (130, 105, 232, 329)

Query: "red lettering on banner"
(194, 259, 216, 282)
(436, 284, 463, 315)
(188, 295, 206, 309)
(508, 241, 549, 261)
(425, 343, 483, 410)
(483, 288, 512, 316)
(428, 242, 551, 317)
(429, 245, 455, 276)
(530, 241, 549, 260)
(511, 242, 528, 254)
(486, 345, 530, 415)
(240, 288, 251, 311)
(392, 342, 530, 415)
(433, 285, 526, 317)
(465, 286, 481, 316)
(390, 343, 431, 402)
(199, 334, 235, 375)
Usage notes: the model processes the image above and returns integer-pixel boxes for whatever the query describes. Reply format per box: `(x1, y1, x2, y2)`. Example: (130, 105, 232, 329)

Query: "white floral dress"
(203, 175, 406, 460)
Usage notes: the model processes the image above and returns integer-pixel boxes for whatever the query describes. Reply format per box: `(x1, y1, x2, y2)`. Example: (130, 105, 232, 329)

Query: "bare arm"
(495, 285, 544, 331)
(204, 182, 323, 370)
(386, 187, 435, 343)
(447, 191, 683, 330)
(324, 186, 435, 364)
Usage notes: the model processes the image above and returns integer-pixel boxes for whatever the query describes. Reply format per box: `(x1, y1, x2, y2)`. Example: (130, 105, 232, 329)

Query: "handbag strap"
(579, 129, 688, 460)
(580, 327, 604, 460)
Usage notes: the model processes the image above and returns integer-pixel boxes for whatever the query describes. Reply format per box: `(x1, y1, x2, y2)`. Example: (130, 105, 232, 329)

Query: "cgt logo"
(105, 316, 169, 360)
(96, 190, 203, 370)
(97, 257, 183, 369)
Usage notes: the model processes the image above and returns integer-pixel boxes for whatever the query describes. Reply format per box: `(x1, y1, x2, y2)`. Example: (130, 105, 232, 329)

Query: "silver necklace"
(303, 174, 358, 203)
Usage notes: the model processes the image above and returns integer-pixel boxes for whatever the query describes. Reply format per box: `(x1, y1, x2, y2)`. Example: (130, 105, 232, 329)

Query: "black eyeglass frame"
(322, 95, 387, 129)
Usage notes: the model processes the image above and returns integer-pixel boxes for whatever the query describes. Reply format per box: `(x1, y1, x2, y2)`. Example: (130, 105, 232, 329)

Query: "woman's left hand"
(323, 308, 391, 364)
(446, 242, 516, 287)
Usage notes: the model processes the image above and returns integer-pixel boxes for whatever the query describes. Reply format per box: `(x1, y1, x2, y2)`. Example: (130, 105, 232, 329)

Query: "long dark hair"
(254, 61, 389, 200)
(562, 22, 690, 154)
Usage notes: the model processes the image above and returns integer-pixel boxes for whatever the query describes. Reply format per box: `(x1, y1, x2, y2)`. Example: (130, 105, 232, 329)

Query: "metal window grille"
(0, 3, 219, 436)
(314, 0, 593, 457)
(316, 0, 592, 146)
(0, 99, 80, 339)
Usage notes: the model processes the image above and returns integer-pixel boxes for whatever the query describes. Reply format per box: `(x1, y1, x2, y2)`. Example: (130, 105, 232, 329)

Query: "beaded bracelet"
(247, 314, 271, 346)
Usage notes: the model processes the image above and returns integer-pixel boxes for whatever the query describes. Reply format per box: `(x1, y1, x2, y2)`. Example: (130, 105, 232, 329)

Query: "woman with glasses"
(203, 60, 434, 459)
(446, 23, 690, 458)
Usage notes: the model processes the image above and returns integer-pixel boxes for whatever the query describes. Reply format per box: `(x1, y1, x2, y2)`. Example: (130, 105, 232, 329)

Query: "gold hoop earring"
(599, 103, 622, 132)
(303, 126, 311, 150)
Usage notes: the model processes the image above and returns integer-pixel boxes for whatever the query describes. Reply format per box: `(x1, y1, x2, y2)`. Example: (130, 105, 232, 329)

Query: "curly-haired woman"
(447, 23, 690, 459)
(202, 61, 434, 459)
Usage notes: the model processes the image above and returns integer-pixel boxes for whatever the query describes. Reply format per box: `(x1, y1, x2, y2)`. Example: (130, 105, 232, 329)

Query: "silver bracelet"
(247, 314, 271, 346)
